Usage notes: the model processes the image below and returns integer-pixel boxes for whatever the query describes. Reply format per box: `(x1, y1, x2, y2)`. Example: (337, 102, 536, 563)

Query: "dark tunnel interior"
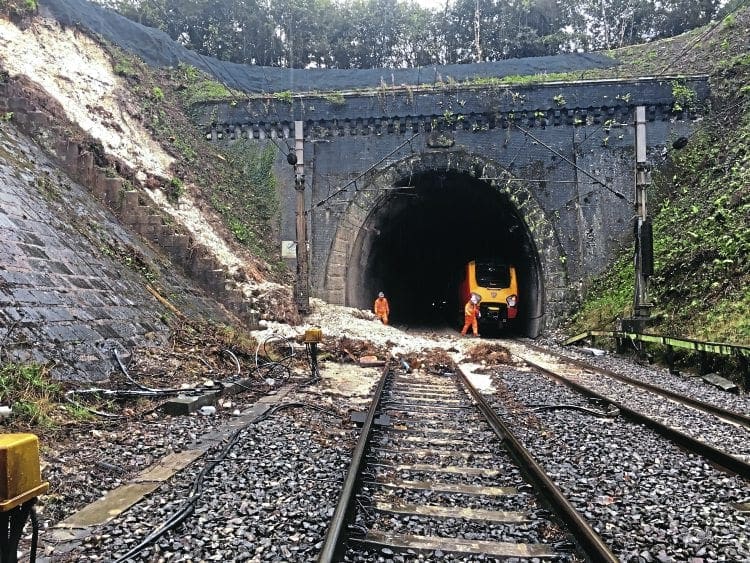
(350, 171, 542, 336)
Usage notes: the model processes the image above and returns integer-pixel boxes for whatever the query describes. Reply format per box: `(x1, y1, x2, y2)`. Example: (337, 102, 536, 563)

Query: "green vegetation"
(464, 72, 583, 88)
(323, 92, 346, 107)
(173, 63, 241, 106)
(101, 51, 281, 268)
(570, 54, 750, 345)
(213, 141, 279, 255)
(670, 81, 698, 113)
(0, 0, 37, 17)
(166, 177, 184, 203)
(183, 79, 237, 106)
(100, 0, 723, 70)
(274, 91, 294, 104)
(99, 239, 159, 283)
(0, 362, 62, 427)
(113, 59, 137, 78)
(441, 109, 463, 126)
(151, 86, 165, 102)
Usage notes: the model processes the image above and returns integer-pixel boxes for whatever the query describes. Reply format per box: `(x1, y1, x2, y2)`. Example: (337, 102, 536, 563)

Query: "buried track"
(318, 360, 617, 562)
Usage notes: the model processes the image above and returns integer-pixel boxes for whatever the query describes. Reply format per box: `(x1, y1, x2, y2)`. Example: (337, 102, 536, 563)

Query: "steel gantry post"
(631, 106, 653, 330)
(293, 120, 310, 314)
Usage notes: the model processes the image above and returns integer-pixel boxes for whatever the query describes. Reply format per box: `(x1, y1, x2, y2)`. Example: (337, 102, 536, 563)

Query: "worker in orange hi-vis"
(461, 294, 481, 337)
(373, 291, 390, 325)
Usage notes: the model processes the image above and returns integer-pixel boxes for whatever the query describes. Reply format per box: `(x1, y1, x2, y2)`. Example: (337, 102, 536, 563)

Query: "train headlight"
(506, 295, 517, 308)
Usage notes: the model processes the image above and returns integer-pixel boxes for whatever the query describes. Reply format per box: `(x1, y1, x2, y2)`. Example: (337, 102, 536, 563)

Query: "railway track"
(318, 360, 617, 562)
(48, 336, 750, 561)
(508, 340, 750, 478)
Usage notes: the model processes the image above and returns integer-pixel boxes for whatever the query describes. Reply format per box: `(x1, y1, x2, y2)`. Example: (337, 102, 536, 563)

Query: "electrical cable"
(656, 2, 749, 77)
(71, 334, 305, 417)
(307, 133, 421, 213)
(29, 505, 38, 563)
(251, 335, 297, 388)
(254, 334, 295, 369)
(511, 122, 631, 203)
(114, 350, 158, 392)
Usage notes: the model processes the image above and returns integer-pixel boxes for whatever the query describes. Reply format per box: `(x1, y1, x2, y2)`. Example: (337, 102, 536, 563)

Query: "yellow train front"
(459, 260, 518, 331)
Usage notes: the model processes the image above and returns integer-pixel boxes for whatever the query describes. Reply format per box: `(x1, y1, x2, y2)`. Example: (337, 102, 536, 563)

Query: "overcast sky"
(410, 0, 451, 10)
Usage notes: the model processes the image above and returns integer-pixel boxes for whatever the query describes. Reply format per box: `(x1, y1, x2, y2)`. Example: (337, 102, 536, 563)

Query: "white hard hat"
(470, 295, 478, 304)
(378, 291, 384, 298)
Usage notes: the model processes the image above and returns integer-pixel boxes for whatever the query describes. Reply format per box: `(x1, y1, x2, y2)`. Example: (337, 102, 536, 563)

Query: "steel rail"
(456, 367, 619, 563)
(521, 357, 750, 479)
(563, 330, 750, 359)
(317, 361, 391, 563)
(521, 341, 750, 428)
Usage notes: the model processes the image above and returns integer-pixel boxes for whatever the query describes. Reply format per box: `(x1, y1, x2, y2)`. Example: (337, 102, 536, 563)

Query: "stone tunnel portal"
(347, 171, 543, 336)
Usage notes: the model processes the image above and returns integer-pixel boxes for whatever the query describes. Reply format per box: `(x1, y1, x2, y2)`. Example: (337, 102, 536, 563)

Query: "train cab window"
(476, 262, 510, 288)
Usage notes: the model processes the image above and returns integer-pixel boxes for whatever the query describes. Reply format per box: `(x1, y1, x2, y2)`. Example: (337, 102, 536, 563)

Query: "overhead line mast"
(625, 105, 653, 337)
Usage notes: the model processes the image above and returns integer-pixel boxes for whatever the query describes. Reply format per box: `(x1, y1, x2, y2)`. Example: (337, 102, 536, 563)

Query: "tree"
(94, 0, 722, 68)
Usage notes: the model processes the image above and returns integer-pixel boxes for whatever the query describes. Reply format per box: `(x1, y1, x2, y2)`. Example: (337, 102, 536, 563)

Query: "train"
(458, 260, 518, 331)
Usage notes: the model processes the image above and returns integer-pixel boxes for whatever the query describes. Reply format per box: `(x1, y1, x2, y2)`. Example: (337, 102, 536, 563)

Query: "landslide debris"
(463, 342, 514, 365)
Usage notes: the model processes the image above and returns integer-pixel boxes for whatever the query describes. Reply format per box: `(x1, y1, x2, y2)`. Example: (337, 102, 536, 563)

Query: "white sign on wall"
(281, 240, 297, 259)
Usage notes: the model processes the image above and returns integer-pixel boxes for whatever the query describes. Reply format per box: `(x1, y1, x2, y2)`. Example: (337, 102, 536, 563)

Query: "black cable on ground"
(528, 403, 620, 418)
(114, 350, 158, 392)
(111, 401, 340, 562)
(73, 335, 314, 416)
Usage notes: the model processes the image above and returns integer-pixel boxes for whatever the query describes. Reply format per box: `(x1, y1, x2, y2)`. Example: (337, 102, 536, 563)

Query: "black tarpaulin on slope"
(40, 0, 618, 94)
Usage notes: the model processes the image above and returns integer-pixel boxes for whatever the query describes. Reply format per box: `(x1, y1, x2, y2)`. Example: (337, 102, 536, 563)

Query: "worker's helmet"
(470, 295, 478, 304)
(378, 291, 384, 298)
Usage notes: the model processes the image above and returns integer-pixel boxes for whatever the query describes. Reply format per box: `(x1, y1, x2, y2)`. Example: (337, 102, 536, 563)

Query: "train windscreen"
(476, 262, 510, 288)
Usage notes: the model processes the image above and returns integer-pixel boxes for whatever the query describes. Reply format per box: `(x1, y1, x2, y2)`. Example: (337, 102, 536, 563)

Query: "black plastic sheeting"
(40, 0, 619, 94)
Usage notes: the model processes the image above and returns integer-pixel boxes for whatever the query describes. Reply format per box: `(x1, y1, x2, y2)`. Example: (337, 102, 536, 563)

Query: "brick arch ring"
(322, 150, 569, 336)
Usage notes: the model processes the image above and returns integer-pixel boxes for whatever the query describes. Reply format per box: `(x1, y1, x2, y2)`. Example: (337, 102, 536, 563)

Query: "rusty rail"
(317, 361, 391, 563)
(456, 368, 619, 563)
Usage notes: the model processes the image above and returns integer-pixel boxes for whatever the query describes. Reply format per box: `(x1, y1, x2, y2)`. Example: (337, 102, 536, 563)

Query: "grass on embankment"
(569, 52, 750, 346)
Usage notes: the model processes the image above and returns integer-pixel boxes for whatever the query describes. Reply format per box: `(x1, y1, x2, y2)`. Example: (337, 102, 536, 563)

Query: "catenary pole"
(632, 106, 653, 326)
(294, 120, 310, 314)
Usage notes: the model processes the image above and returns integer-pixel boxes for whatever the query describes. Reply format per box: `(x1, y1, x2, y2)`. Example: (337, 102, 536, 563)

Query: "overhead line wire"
(512, 123, 631, 203)
(656, 0, 750, 77)
(307, 133, 421, 213)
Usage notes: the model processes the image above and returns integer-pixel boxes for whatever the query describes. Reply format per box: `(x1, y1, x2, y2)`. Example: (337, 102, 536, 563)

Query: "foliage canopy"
(94, 0, 723, 69)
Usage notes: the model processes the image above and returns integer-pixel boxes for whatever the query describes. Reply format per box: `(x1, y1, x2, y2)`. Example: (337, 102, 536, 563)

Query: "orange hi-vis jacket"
(464, 301, 480, 318)
(374, 297, 390, 316)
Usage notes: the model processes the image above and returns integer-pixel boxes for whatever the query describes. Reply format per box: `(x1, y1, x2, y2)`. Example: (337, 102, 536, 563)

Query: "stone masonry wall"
(198, 76, 708, 331)
(0, 80, 258, 381)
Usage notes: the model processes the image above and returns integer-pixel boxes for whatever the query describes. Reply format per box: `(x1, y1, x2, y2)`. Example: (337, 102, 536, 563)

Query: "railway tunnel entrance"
(345, 170, 544, 337)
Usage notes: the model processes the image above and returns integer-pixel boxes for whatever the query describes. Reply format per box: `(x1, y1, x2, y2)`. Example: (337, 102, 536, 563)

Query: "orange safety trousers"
(461, 302, 479, 336)
(461, 316, 478, 336)
(374, 298, 389, 325)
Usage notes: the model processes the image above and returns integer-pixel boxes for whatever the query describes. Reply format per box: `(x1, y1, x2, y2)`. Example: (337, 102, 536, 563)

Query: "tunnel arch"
(323, 151, 568, 337)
